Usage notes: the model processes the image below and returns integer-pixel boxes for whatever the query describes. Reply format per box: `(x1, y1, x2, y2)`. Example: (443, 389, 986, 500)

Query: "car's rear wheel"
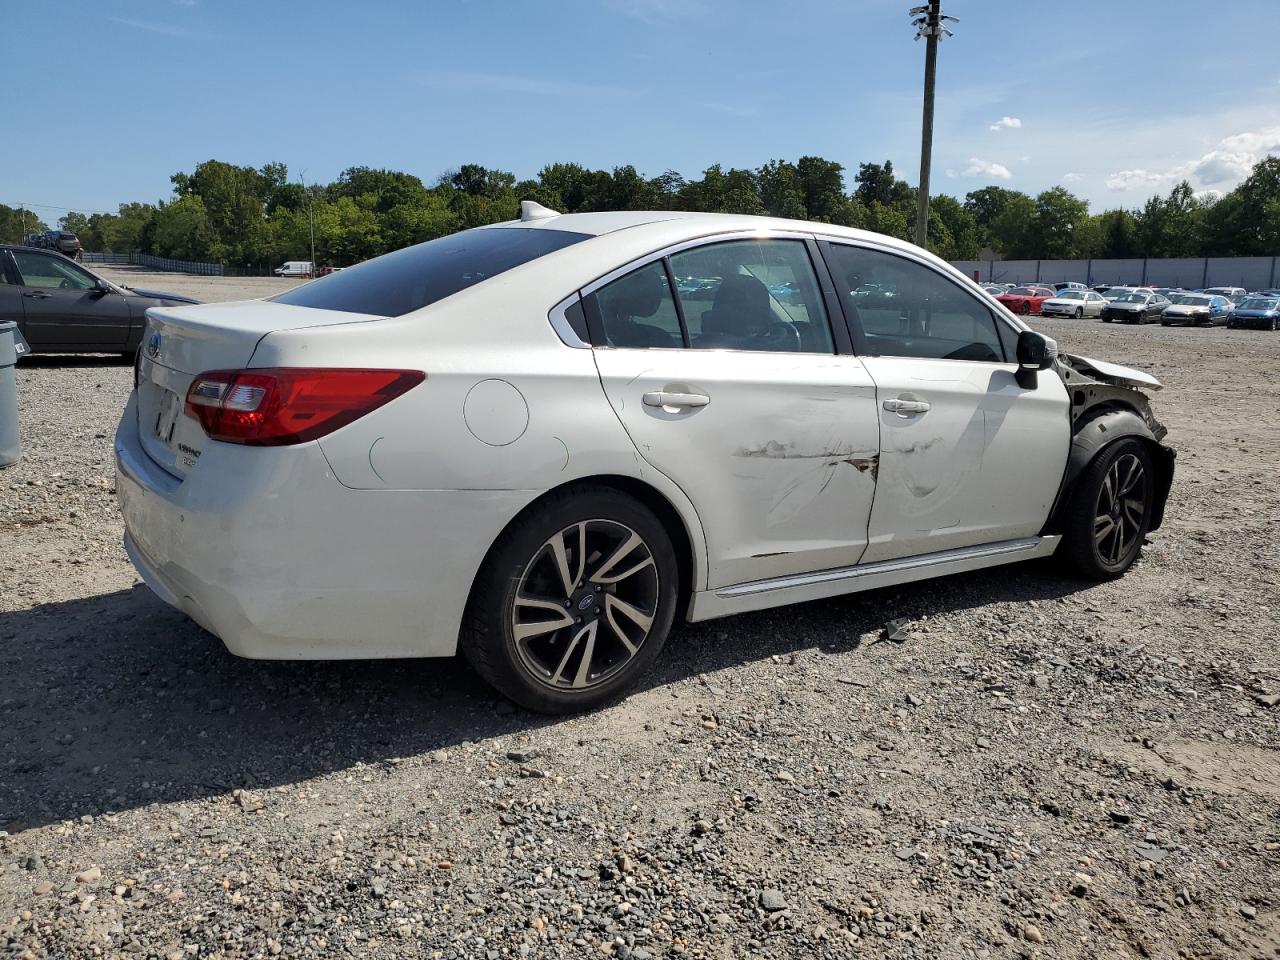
(461, 487, 678, 714)
(1019, 302, 1030, 315)
(1074, 307, 1083, 319)
(1063, 438, 1154, 580)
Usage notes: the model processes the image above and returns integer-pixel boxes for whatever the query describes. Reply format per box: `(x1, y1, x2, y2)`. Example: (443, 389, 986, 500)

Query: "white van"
(274, 261, 313, 278)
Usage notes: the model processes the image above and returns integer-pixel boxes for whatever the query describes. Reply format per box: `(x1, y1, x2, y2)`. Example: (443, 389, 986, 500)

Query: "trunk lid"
(136, 300, 383, 479)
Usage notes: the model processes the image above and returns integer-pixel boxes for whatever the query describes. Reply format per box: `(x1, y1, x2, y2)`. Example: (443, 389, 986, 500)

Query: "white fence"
(952, 256, 1279, 290)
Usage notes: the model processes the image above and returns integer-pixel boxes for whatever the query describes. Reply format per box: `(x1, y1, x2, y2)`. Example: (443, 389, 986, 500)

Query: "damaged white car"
(116, 206, 1175, 713)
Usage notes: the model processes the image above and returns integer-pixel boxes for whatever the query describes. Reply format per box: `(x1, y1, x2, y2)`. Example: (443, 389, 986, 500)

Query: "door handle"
(882, 398, 931, 415)
(24, 292, 52, 300)
(643, 391, 710, 409)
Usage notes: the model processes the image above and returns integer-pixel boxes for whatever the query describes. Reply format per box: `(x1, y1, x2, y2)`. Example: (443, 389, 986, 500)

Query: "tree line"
(4, 154, 1278, 267)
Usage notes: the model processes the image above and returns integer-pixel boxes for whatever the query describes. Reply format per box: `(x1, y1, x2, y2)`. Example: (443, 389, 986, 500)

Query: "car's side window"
(12, 251, 96, 291)
(669, 239, 834, 354)
(594, 261, 684, 349)
(825, 243, 1006, 363)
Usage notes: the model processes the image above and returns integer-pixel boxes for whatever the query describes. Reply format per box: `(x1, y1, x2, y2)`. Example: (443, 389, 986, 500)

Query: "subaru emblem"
(146, 331, 162, 360)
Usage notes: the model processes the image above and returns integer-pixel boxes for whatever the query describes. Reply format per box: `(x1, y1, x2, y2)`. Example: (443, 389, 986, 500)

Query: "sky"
(6, 0, 1280, 223)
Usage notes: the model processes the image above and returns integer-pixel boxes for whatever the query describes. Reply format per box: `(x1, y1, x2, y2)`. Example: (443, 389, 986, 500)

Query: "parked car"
(1040, 290, 1106, 318)
(1100, 292, 1170, 324)
(24, 230, 82, 257)
(1202, 286, 1247, 304)
(1151, 287, 1183, 299)
(1160, 293, 1232, 327)
(0, 245, 199, 356)
(1053, 281, 1088, 292)
(1226, 296, 1280, 330)
(274, 260, 314, 277)
(114, 205, 1175, 713)
(996, 285, 1057, 315)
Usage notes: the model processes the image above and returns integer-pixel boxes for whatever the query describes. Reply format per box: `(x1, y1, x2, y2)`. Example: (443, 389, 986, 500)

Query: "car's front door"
(586, 236, 881, 589)
(821, 240, 1070, 564)
(11, 250, 131, 350)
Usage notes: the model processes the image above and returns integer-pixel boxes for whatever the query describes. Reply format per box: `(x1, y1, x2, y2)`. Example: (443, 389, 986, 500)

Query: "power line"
(1, 199, 118, 216)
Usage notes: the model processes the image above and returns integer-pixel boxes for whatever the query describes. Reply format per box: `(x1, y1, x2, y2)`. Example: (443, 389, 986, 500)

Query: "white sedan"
(1040, 290, 1107, 318)
(116, 205, 1176, 713)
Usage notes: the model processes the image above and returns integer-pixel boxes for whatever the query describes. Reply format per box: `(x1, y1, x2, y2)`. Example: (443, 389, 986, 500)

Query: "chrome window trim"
(547, 292, 589, 349)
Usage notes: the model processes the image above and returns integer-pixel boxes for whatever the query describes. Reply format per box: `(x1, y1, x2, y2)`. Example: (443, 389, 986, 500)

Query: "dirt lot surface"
(2, 272, 1279, 959)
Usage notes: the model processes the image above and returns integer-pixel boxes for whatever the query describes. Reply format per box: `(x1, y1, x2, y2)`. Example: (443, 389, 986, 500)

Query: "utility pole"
(299, 169, 316, 278)
(910, 2, 957, 249)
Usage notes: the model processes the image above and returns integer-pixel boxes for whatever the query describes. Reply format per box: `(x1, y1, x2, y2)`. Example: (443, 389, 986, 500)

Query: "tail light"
(185, 368, 424, 445)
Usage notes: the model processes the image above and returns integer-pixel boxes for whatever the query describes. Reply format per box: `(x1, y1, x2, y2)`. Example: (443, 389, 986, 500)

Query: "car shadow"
(18, 353, 132, 368)
(0, 561, 1086, 833)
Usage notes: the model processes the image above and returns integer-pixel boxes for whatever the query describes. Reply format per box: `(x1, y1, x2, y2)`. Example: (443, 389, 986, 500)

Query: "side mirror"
(1016, 329, 1057, 370)
(91, 280, 113, 296)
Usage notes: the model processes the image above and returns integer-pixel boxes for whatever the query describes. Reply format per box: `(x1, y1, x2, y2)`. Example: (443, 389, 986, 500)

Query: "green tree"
(0, 204, 48, 243)
(928, 195, 980, 259)
(1028, 187, 1091, 259)
(756, 160, 807, 219)
(151, 195, 217, 261)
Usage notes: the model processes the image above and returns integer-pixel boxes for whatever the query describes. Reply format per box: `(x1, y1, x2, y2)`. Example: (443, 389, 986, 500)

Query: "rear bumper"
(115, 393, 536, 659)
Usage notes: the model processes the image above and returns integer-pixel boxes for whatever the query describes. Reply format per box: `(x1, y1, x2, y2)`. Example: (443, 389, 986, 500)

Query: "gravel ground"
(2, 272, 1279, 959)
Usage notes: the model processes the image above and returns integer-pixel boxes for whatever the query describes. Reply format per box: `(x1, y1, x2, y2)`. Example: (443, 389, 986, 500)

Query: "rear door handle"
(883, 398, 930, 415)
(643, 391, 710, 409)
(24, 292, 52, 300)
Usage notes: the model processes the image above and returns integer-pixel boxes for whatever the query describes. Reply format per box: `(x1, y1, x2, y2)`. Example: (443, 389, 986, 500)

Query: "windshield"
(272, 226, 592, 317)
(1171, 295, 1210, 306)
(1115, 293, 1147, 303)
(1057, 291, 1084, 300)
(1240, 298, 1278, 311)
(1008, 287, 1036, 295)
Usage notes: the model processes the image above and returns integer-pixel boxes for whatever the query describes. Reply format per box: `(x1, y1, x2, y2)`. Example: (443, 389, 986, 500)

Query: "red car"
(996, 285, 1057, 316)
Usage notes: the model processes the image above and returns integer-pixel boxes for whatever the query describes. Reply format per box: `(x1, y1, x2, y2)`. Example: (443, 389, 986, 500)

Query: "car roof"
(480, 208, 931, 256)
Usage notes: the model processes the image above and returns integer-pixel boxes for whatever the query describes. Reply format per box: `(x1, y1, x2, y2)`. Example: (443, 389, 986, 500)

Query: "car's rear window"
(272, 227, 591, 317)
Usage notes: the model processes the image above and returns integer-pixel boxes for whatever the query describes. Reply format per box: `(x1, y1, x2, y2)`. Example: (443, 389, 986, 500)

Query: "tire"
(1063, 438, 1155, 580)
(1270, 317, 1278, 332)
(1019, 302, 1030, 315)
(1074, 307, 1083, 319)
(460, 486, 679, 714)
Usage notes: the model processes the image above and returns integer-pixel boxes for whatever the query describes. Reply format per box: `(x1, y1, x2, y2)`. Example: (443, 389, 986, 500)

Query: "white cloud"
(1105, 169, 1164, 191)
(988, 116, 1022, 132)
(1105, 125, 1280, 194)
(1062, 172, 1083, 183)
(962, 158, 1012, 180)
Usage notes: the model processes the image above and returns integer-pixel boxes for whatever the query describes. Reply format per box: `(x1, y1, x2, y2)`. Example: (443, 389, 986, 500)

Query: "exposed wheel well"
(474, 475, 698, 621)
(1044, 404, 1175, 535)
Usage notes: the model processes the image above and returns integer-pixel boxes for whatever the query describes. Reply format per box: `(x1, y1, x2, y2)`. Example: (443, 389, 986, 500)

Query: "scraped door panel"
(593, 349, 881, 589)
(858, 357, 1070, 563)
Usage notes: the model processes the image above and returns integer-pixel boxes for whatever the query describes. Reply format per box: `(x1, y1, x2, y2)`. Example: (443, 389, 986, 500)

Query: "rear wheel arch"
(468, 474, 701, 622)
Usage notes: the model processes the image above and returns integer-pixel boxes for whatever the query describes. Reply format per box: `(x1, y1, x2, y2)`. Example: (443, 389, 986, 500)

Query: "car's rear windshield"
(272, 226, 591, 317)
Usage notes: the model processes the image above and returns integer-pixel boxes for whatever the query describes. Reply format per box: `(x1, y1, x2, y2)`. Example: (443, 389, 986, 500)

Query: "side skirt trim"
(688, 535, 1061, 621)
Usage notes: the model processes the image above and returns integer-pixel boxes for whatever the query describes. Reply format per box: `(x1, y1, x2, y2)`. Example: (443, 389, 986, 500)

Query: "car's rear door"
(11, 250, 131, 350)
(586, 234, 881, 590)
(820, 239, 1070, 564)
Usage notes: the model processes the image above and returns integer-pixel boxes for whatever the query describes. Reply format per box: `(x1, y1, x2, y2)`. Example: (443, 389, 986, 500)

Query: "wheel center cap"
(572, 588, 601, 620)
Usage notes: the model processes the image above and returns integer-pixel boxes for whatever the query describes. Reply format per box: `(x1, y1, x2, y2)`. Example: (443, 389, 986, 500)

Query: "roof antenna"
(520, 200, 561, 222)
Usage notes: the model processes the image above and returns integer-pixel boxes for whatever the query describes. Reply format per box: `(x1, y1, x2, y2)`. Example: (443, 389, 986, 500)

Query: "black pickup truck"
(0, 245, 198, 356)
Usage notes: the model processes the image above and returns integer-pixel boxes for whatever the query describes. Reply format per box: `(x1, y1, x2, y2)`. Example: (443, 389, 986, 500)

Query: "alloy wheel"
(1093, 453, 1146, 567)
(510, 520, 659, 691)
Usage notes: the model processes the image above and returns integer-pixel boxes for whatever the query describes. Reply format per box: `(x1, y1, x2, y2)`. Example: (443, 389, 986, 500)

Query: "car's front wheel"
(1074, 307, 1083, 319)
(1063, 438, 1154, 580)
(461, 487, 679, 713)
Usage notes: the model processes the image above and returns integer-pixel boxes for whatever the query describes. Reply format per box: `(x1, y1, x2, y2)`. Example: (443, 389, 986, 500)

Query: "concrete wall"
(952, 256, 1279, 289)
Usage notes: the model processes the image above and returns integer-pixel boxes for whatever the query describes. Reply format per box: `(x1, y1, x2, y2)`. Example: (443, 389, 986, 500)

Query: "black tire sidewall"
(1064, 438, 1155, 580)
(461, 488, 679, 714)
